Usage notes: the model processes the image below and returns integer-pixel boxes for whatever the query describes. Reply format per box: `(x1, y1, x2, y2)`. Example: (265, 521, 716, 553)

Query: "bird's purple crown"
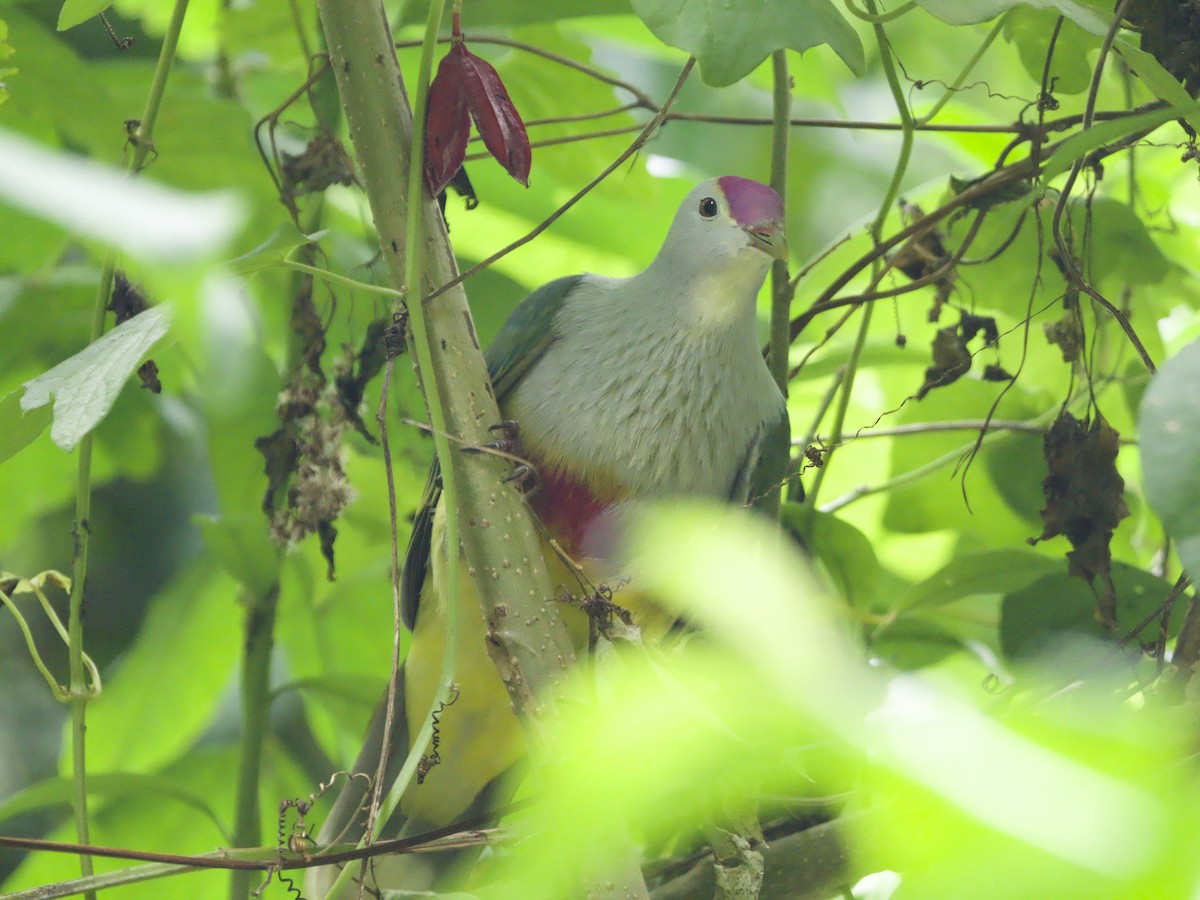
(717, 175, 784, 227)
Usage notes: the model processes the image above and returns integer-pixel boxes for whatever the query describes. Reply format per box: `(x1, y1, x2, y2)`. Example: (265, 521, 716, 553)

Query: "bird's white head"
(664, 176, 788, 264)
(644, 176, 788, 325)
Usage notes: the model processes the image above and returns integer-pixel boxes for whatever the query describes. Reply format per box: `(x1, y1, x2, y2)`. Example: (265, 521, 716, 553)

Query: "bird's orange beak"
(745, 221, 789, 261)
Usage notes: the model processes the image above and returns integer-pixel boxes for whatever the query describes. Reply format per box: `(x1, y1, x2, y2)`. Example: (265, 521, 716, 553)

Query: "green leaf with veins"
(915, 0, 1109, 33)
(631, 0, 865, 86)
(21, 305, 171, 451)
(1140, 339, 1200, 584)
(56, 0, 110, 31)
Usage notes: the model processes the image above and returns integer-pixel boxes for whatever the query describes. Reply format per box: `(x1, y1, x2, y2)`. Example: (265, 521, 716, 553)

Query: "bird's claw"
(484, 419, 521, 454)
(504, 463, 534, 487)
(461, 419, 533, 489)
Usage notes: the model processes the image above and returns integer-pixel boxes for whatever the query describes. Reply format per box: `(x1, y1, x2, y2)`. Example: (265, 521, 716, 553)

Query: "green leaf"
(1042, 106, 1189, 180)
(56, 0, 111, 31)
(195, 281, 282, 522)
(1003, 8, 1097, 95)
(0, 772, 226, 837)
(229, 227, 326, 277)
(1000, 563, 1175, 660)
(899, 549, 1061, 611)
(20, 305, 171, 451)
(1085, 198, 1169, 286)
(881, 381, 1043, 545)
(0, 19, 13, 108)
(872, 617, 967, 669)
(3, 745, 305, 898)
(79, 564, 241, 775)
(0, 388, 51, 464)
(1139, 339, 1200, 582)
(630, 0, 864, 86)
(984, 432, 1048, 525)
(400, 0, 631, 26)
(1115, 38, 1200, 135)
(781, 504, 880, 607)
(915, 0, 1109, 33)
(196, 514, 279, 595)
(0, 128, 243, 262)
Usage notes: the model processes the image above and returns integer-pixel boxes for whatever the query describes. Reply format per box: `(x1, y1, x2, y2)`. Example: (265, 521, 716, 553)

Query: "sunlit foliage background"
(3, 0, 1200, 897)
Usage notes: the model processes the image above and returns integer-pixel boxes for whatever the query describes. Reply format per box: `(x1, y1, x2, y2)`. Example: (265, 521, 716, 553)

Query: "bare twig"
(1049, 0, 1157, 375)
(803, 418, 1050, 442)
(363, 357, 404, 864)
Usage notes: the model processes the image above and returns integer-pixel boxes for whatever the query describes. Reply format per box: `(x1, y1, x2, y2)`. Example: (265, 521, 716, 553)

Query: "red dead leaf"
(424, 46, 471, 197)
(423, 32, 531, 197)
(457, 45, 531, 187)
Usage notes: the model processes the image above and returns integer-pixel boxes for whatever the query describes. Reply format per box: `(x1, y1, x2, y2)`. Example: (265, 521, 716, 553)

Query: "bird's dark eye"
(699, 196, 719, 218)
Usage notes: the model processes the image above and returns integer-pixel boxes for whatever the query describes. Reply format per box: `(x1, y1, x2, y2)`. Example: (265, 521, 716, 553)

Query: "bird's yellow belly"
(400, 504, 669, 828)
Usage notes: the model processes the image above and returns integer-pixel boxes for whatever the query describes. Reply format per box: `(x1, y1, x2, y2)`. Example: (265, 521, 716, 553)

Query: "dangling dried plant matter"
(424, 11, 531, 196)
(1028, 411, 1130, 629)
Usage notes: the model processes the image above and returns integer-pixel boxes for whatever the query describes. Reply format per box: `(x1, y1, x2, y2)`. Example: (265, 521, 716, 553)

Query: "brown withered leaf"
(1044, 313, 1084, 362)
(1123, 0, 1200, 99)
(435, 167, 479, 224)
(425, 45, 472, 197)
(891, 201, 958, 323)
(917, 327, 971, 399)
(280, 131, 355, 198)
(458, 44, 530, 187)
(1028, 412, 1129, 628)
(110, 271, 149, 323)
(333, 317, 388, 444)
(317, 520, 338, 582)
(915, 312, 1001, 398)
(448, 167, 478, 209)
(959, 311, 999, 347)
(424, 17, 531, 197)
(256, 426, 302, 517)
(891, 200, 950, 280)
(137, 360, 162, 394)
(111, 272, 161, 391)
(291, 273, 325, 379)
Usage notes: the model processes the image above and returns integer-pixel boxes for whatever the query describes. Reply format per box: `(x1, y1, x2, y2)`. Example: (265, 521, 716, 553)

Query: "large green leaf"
(3, 745, 307, 900)
(781, 504, 881, 608)
(1003, 8, 1097, 94)
(400, 0, 632, 26)
(1140, 339, 1200, 582)
(1086, 198, 1169, 286)
(56, 0, 110, 31)
(0, 772, 225, 837)
(630, 0, 864, 86)
(1115, 38, 1200, 135)
(899, 549, 1061, 612)
(881, 381, 1044, 545)
(0, 128, 243, 262)
(0, 19, 13, 108)
(196, 514, 280, 596)
(1000, 563, 1175, 661)
(20, 305, 172, 451)
(78, 564, 240, 774)
(915, 0, 1108, 33)
(1042, 105, 1187, 180)
(0, 388, 51, 464)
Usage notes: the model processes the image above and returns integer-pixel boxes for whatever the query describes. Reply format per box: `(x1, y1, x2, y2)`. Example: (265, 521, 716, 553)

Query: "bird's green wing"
(484, 274, 584, 400)
(401, 275, 585, 630)
(738, 405, 791, 508)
